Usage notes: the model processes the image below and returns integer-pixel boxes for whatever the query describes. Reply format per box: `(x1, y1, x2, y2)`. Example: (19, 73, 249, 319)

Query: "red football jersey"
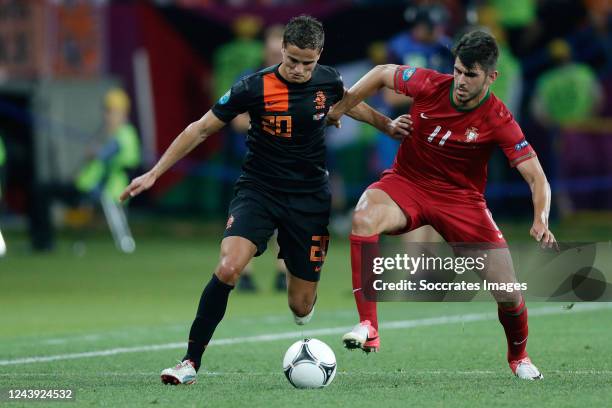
(392, 66, 536, 205)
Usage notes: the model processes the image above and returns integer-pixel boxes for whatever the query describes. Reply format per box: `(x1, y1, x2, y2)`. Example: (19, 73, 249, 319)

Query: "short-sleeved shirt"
(212, 64, 344, 193)
(391, 66, 536, 206)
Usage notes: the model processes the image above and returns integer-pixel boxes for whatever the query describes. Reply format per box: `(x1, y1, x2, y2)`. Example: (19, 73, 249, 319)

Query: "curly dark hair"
(452, 30, 499, 73)
(283, 15, 324, 51)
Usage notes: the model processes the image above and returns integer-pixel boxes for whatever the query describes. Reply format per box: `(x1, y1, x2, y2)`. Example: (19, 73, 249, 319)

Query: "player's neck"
(452, 86, 490, 111)
(278, 63, 290, 81)
(277, 63, 312, 84)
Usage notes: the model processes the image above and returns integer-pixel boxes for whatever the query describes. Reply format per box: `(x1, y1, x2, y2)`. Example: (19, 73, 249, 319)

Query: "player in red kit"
(327, 30, 555, 380)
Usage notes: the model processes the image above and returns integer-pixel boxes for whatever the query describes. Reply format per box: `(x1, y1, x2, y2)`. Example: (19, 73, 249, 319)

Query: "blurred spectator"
(387, 3, 453, 72)
(495, 0, 589, 60)
(75, 89, 141, 202)
(585, 0, 612, 69)
(513, 3, 608, 214)
(213, 14, 264, 99)
(533, 57, 612, 215)
(489, 0, 537, 56)
(531, 45, 606, 214)
(477, 6, 523, 116)
(533, 59, 601, 127)
(32, 88, 141, 252)
(490, 0, 536, 30)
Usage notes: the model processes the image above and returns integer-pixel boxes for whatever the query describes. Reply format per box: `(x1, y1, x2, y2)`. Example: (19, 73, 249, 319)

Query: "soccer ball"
(283, 338, 337, 389)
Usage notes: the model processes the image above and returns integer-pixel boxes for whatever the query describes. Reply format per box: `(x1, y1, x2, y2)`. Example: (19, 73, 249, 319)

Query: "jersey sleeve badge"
(218, 89, 231, 105)
(514, 139, 529, 151)
(402, 67, 416, 81)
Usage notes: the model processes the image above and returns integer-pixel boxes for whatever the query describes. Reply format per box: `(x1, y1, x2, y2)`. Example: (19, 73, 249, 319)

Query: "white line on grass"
(3, 370, 612, 377)
(32, 313, 357, 346)
(42, 334, 103, 345)
(1, 303, 610, 366)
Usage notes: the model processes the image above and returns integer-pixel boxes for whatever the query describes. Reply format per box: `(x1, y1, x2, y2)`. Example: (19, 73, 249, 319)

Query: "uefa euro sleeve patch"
(514, 139, 529, 151)
(218, 90, 231, 105)
(402, 67, 416, 81)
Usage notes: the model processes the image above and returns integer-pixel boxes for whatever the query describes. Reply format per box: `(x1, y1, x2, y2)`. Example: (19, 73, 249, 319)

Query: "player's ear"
(488, 70, 498, 85)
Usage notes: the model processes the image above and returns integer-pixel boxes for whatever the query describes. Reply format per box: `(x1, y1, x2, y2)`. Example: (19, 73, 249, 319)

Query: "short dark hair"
(452, 30, 499, 73)
(283, 15, 324, 51)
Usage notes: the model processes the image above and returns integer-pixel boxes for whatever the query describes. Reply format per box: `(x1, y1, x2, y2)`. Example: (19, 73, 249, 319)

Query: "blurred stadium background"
(1, 0, 611, 406)
(1, 0, 611, 240)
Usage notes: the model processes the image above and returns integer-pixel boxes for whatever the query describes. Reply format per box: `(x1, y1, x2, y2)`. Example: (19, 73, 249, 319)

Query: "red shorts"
(368, 171, 507, 248)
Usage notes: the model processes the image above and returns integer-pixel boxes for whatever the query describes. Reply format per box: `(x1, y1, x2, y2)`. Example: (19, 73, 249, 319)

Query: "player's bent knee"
(215, 257, 245, 286)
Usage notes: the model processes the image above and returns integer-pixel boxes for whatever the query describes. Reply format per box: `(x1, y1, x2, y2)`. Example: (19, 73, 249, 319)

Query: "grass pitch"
(1, 222, 611, 407)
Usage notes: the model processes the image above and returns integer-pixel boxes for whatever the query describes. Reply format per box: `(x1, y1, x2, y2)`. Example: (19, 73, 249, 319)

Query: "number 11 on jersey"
(427, 125, 452, 146)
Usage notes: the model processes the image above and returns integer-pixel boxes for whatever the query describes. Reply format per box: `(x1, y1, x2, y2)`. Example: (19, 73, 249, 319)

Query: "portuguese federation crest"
(465, 127, 479, 143)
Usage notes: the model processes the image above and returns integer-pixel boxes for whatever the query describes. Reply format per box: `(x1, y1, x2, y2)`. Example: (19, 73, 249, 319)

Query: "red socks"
(498, 298, 529, 362)
(350, 234, 379, 330)
(352, 231, 529, 362)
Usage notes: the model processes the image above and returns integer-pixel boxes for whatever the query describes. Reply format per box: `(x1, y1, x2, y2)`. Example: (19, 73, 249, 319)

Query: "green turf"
(1, 223, 611, 407)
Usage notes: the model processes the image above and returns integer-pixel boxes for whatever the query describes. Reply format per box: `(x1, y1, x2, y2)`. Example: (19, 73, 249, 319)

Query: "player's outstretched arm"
(119, 110, 226, 202)
(345, 103, 413, 140)
(327, 64, 398, 122)
(516, 157, 557, 248)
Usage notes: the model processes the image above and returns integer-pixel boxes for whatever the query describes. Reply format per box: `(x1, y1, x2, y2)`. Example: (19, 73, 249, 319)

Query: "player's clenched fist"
(120, 171, 157, 202)
(387, 114, 413, 140)
(529, 220, 557, 249)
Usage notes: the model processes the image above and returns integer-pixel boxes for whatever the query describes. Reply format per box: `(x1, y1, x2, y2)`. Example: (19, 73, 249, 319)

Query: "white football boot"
(510, 357, 543, 380)
(160, 360, 197, 385)
(342, 320, 379, 353)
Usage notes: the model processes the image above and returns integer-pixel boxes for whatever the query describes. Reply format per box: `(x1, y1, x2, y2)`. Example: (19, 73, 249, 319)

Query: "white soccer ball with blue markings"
(283, 338, 337, 389)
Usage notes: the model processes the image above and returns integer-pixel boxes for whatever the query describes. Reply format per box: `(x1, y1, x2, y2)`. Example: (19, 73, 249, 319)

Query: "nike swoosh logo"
(513, 338, 527, 345)
(420, 112, 430, 119)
